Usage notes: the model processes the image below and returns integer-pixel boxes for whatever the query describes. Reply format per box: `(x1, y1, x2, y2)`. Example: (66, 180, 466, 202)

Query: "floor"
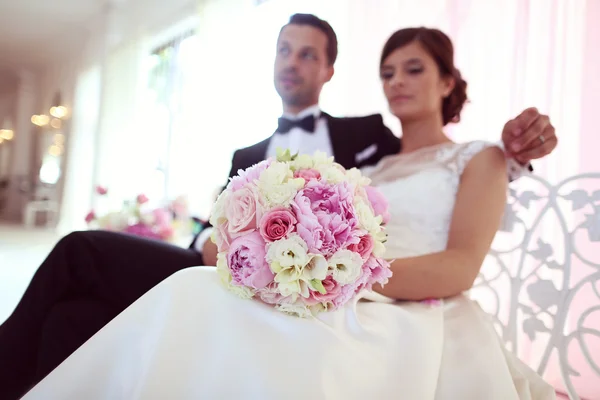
(0, 223, 60, 323)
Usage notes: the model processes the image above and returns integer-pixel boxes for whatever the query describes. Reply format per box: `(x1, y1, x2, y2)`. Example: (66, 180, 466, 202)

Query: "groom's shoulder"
(327, 112, 386, 127)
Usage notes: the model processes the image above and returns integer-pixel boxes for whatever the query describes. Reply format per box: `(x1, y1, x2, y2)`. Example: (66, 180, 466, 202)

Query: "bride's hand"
(501, 107, 557, 165)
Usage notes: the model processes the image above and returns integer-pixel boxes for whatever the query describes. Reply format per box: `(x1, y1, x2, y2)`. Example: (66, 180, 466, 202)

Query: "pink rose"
(227, 231, 273, 289)
(293, 168, 321, 181)
(347, 233, 374, 260)
(305, 275, 342, 306)
(226, 185, 262, 238)
(85, 210, 96, 223)
(136, 194, 149, 204)
(365, 186, 390, 224)
(95, 185, 108, 195)
(259, 207, 297, 242)
(229, 159, 272, 191)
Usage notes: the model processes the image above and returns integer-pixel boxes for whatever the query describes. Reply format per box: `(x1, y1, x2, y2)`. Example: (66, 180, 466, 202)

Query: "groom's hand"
(501, 107, 557, 165)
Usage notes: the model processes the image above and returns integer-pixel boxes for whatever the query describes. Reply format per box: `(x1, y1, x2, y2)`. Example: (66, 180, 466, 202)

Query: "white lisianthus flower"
(301, 254, 328, 283)
(216, 253, 255, 299)
(311, 151, 335, 169)
(372, 240, 386, 258)
(346, 168, 371, 187)
(267, 235, 311, 296)
(290, 154, 314, 171)
(328, 249, 364, 285)
(354, 198, 383, 235)
(209, 189, 230, 226)
(317, 164, 347, 184)
(276, 302, 313, 318)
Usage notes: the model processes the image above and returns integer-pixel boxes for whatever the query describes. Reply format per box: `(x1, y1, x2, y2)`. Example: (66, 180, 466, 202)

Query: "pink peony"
(364, 256, 393, 289)
(365, 186, 390, 224)
(95, 185, 108, 195)
(227, 231, 273, 289)
(291, 192, 324, 253)
(259, 207, 297, 242)
(85, 210, 96, 223)
(229, 159, 272, 191)
(303, 180, 356, 223)
(136, 194, 149, 204)
(258, 283, 285, 305)
(293, 168, 321, 181)
(226, 186, 262, 238)
(347, 233, 374, 260)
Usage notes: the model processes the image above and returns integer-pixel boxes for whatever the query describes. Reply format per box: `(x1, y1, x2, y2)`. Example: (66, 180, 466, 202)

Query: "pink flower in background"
(95, 186, 108, 195)
(259, 207, 297, 242)
(293, 168, 321, 181)
(229, 159, 272, 191)
(226, 186, 262, 238)
(152, 208, 172, 228)
(347, 233, 374, 260)
(227, 231, 273, 289)
(157, 225, 175, 240)
(85, 211, 96, 223)
(124, 223, 162, 240)
(365, 186, 390, 224)
(136, 194, 149, 204)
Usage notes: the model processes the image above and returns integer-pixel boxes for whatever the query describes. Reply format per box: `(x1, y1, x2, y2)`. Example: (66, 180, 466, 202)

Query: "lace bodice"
(362, 141, 498, 259)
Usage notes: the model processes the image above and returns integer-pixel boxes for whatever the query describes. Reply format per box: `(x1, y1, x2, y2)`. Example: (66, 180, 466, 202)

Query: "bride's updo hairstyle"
(380, 27, 468, 125)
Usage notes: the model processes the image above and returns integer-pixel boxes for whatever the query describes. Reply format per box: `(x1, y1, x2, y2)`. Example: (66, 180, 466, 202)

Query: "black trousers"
(0, 230, 204, 399)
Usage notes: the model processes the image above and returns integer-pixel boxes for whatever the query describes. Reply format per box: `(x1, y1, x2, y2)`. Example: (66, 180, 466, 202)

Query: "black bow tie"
(277, 114, 317, 134)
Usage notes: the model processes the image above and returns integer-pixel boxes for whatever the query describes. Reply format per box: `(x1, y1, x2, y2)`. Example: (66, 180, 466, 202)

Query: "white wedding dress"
(23, 141, 556, 400)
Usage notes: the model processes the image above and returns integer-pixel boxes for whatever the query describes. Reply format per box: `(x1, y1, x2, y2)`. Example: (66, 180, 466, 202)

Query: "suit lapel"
(323, 113, 355, 168)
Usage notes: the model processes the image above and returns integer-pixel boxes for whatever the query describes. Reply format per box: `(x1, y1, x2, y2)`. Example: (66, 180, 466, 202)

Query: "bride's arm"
(374, 147, 508, 301)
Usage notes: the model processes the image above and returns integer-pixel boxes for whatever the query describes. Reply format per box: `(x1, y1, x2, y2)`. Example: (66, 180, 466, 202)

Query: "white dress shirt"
(195, 105, 333, 253)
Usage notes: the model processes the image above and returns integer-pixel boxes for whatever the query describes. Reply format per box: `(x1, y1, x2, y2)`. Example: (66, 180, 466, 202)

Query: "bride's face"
(380, 41, 454, 123)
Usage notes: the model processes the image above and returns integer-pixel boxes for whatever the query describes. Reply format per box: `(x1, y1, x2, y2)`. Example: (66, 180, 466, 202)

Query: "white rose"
(258, 162, 293, 186)
(311, 150, 335, 168)
(328, 249, 364, 285)
(209, 190, 230, 226)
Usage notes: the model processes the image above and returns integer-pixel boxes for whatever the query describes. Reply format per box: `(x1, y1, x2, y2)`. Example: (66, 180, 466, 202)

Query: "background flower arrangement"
(85, 185, 192, 243)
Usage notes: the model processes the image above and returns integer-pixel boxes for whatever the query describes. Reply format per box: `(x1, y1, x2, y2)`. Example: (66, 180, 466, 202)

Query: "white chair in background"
(23, 184, 59, 229)
(471, 173, 600, 400)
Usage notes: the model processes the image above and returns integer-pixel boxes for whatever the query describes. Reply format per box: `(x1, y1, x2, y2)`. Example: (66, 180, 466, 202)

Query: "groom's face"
(274, 24, 334, 112)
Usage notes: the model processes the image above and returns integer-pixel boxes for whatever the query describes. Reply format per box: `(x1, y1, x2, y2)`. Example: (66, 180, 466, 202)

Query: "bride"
(23, 27, 556, 399)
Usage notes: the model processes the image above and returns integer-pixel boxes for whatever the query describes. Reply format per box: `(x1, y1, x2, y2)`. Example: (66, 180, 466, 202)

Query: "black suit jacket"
(189, 112, 399, 251)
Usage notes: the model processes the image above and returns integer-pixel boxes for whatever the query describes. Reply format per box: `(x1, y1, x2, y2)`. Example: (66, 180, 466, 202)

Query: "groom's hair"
(281, 13, 338, 66)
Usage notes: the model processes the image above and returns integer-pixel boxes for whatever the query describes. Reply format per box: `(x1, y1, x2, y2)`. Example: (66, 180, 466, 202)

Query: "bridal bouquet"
(211, 149, 392, 317)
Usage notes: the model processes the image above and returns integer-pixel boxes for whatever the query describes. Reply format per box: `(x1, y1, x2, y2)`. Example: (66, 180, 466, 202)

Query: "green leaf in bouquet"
(276, 147, 298, 162)
(310, 279, 327, 294)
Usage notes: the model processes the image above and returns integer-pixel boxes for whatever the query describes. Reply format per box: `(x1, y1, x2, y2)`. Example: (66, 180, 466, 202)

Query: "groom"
(0, 13, 557, 399)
